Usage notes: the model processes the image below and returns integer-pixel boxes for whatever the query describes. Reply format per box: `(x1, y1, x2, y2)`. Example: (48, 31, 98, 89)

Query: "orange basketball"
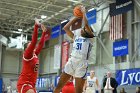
(73, 5, 83, 18)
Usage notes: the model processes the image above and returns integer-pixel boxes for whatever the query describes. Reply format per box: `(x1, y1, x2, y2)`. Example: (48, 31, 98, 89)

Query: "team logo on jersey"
(75, 38, 86, 42)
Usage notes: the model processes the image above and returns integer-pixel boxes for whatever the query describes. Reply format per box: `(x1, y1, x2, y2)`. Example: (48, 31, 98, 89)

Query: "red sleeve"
(35, 31, 46, 55)
(24, 24, 38, 59)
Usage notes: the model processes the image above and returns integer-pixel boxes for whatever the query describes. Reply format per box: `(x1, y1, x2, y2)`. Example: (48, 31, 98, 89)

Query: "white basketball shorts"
(64, 56, 88, 79)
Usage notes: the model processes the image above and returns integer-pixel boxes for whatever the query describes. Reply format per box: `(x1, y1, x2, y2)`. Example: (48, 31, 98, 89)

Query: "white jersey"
(87, 76, 97, 89)
(70, 34, 92, 60)
(64, 29, 92, 78)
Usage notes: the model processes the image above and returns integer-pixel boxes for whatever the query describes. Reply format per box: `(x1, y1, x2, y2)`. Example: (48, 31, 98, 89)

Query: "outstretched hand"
(35, 18, 41, 26)
(41, 24, 47, 32)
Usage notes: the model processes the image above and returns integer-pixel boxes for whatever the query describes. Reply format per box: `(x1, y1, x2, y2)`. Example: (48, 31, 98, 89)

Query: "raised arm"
(35, 24, 47, 55)
(63, 17, 79, 39)
(80, 5, 94, 38)
(24, 22, 39, 59)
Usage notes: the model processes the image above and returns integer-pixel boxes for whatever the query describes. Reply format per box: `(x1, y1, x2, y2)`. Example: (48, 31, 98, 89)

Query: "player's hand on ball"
(80, 5, 86, 13)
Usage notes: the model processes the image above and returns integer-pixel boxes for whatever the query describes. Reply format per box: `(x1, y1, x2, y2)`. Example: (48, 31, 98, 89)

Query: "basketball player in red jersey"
(17, 19, 49, 93)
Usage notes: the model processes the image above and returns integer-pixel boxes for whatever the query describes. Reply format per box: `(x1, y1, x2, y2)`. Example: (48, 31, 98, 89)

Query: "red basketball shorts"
(17, 84, 36, 93)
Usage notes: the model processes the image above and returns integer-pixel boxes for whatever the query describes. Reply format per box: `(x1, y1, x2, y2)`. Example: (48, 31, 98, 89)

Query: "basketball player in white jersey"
(53, 5, 94, 93)
(83, 70, 100, 93)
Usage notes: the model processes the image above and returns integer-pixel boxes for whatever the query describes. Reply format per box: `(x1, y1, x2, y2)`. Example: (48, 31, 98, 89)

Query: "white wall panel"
(2, 49, 20, 74)
(40, 47, 57, 74)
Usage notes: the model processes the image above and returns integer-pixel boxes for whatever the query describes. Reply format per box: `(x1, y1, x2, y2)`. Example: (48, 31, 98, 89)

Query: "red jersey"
(17, 24, 48, 88)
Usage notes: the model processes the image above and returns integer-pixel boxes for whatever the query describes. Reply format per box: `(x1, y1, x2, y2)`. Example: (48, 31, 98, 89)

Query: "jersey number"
(34, 64, 39, 72)
(76, 43, 82, 50)
(89, 83, 93, 87)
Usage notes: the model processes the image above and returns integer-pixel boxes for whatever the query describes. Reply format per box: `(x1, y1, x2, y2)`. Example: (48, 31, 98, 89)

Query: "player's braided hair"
(81, 27, 95, 38)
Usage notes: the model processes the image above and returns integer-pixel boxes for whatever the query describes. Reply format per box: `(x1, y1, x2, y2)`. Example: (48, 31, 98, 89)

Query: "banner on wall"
(51, 25, 60, 39)
(54, 44, 61, 69)
(36, 77, 53, 91)
(116, 68, 140, 85)
(86, 9, 96, 26)
(61, 41, 70, 70)
(110, 0, 133, 16)
(113, 39, 128, 56)
(55, 76, 60, 87)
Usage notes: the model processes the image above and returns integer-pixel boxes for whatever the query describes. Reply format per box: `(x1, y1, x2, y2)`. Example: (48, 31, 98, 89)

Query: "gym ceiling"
(0, 0, 113, 37)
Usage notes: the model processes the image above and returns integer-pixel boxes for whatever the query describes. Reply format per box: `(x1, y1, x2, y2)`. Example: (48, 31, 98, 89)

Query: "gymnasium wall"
(39, 38, 59, 75)
(1, 48, 21, 78)
(87, 5, 114, 76)
(40, 47, 58, 74)
(96, 32, 113, 65)
(1, 37, 59, 77)
(1, 47, 21, 92)
(89, 6, 113, 66)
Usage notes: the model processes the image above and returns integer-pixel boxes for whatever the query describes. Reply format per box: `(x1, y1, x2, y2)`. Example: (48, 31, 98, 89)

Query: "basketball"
(73, 5, 83, 18)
